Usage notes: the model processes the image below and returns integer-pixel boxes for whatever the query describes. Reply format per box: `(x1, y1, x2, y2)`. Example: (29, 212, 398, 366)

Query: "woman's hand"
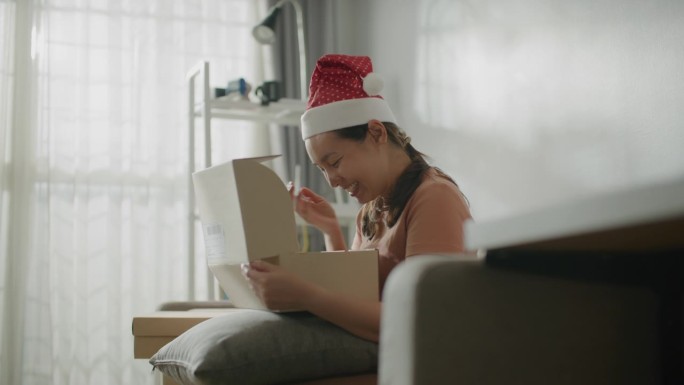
(242, 259, 381, 341)
(242, 259, 322, 312)
(288, 183, 339, 236)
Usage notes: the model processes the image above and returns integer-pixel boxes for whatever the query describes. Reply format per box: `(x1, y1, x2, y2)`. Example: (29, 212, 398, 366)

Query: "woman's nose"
(325, 171, 340, 188)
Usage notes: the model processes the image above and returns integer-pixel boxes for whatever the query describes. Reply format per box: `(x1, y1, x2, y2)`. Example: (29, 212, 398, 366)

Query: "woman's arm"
(304, 285, 381, 342)
(322, 225, 347, 251)
(244, 260, 381, 342)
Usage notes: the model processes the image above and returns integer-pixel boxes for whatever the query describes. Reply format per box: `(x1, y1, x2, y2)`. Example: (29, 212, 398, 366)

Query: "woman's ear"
(367, 120, 388, 144)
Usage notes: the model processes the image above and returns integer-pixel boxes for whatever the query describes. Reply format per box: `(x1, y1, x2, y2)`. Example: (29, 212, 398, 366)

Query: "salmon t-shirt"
(351, 168, 472, 296)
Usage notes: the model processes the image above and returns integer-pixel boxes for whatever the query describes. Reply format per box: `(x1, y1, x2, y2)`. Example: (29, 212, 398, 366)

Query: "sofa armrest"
(379, 255, 659, 385)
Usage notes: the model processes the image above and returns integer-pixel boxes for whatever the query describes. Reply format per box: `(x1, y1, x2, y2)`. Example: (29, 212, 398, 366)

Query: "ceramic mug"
(255, 81, 281, 105)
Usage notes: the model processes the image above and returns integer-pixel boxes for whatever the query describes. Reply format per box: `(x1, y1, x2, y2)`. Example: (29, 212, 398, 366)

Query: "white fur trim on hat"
(301, 97, 397, 140)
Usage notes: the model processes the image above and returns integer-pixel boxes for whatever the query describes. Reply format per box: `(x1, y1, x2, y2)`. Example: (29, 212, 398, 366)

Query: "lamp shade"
(252, 7, 282, 45)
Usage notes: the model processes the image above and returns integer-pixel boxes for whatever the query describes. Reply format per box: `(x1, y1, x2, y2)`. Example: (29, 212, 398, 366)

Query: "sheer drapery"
(0, 0, 263, 384)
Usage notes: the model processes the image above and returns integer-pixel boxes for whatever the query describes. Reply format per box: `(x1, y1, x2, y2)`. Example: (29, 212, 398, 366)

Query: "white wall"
(333, 0, 684, 221)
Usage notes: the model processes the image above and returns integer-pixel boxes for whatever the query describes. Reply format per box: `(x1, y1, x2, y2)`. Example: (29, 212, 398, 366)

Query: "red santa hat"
(300, 54, 397, 140)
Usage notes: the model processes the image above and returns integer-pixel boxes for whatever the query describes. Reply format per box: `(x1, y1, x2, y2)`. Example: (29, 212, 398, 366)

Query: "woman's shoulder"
(411, 167, 470, 209)
(416, 168, 461, 193)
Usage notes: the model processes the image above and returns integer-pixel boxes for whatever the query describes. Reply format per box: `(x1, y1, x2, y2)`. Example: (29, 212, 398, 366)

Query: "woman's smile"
(344, 181, 360, 198)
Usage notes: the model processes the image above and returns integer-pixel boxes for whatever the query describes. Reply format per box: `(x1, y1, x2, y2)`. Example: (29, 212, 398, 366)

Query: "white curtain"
(0, 0, 267, 384)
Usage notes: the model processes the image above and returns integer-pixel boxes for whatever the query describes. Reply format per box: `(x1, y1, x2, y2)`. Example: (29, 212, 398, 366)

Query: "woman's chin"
(353, 193, 372, 205)
(350, 188, 375, 205)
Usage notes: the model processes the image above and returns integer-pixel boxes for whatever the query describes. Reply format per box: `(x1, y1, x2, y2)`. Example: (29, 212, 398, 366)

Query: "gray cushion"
(150, 310, 378, 385)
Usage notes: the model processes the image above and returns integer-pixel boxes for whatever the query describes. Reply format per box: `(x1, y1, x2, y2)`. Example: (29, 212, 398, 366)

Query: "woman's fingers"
(287, 181, 295, 199)
(249, 259, 276, 272)
(241, 259, 310, 311)
(242, 260, 276, 281)
(298, 187, 324, 202)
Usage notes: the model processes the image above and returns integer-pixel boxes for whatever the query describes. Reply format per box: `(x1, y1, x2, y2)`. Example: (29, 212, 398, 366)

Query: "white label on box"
(203, 223, 226, 262)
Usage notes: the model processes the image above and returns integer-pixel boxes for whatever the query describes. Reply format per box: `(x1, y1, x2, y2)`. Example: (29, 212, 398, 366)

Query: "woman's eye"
(331, 159, 341, 168)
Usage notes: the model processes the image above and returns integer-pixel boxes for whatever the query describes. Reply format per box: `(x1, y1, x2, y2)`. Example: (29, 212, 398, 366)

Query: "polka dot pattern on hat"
(307, 54, 384, 109)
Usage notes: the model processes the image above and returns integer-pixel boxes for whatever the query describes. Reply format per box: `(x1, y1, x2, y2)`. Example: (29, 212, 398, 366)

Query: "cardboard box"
(132, 309, 239, 359)
(192, 156, 379, 311)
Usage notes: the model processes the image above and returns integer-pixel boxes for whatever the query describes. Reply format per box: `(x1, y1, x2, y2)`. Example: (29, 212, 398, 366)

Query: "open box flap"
(192, 155, 298, 265)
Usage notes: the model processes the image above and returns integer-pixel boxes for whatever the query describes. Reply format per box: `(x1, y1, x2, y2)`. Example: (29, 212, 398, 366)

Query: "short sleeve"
(404, 180, 471, 257)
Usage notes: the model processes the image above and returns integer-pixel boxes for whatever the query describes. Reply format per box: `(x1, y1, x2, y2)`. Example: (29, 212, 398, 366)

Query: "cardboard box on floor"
(132, 309, 237, 359)
(192, 156, 379, 311)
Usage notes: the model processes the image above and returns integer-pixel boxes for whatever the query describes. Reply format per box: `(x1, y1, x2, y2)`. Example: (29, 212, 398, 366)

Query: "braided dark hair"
(332, 122, 458, 240)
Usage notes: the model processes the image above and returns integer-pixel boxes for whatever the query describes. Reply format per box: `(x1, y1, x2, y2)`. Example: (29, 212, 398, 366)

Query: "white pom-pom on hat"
(362, 72, 384, 96)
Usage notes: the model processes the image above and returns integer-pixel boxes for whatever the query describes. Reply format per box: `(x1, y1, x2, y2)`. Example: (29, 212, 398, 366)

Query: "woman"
(244, 54, 472, 342)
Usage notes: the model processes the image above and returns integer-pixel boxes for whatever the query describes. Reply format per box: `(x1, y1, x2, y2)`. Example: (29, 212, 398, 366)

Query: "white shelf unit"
(186, 61, 359, 300)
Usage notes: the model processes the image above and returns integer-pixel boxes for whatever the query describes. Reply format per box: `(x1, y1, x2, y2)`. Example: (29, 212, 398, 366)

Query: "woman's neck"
(381, 148, 413, 200)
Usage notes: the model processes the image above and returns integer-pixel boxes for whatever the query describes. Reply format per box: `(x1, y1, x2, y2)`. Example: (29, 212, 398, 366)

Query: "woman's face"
(305, 127, 389, 204)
